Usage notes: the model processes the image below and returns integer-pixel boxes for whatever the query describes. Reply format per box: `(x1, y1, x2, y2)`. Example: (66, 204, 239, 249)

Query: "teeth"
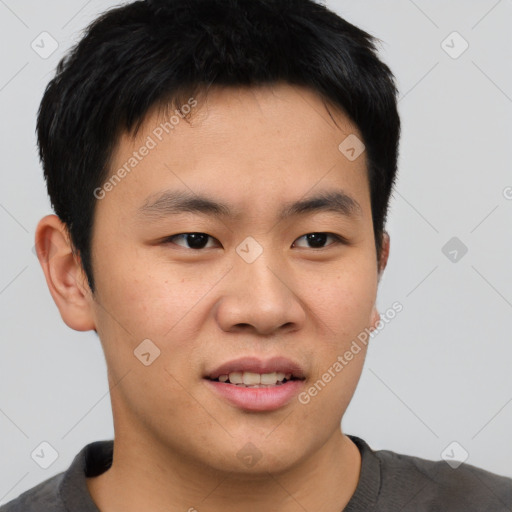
(260, 372, 277, 385)
(218, 371, 293, 385)
(243, 372, 261, 385)
(229, 372, 243, 384)
(237, 384, 274, 388)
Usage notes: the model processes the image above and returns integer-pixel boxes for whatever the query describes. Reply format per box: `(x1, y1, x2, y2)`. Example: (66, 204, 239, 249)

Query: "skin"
(35, 83, 390, 512)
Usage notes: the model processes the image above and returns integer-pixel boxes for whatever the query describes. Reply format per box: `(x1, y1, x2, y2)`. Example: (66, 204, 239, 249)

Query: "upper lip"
(205, 356, 306, 380)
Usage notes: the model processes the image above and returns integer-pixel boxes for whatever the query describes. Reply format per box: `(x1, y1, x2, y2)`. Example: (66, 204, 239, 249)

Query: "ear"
(369, 231, 391, 329)
(377, 230, 390, 281)
(35, 214, 96, 331)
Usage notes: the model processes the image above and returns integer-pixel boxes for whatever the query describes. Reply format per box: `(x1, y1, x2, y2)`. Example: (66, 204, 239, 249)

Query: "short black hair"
(37, 0, 400, 293)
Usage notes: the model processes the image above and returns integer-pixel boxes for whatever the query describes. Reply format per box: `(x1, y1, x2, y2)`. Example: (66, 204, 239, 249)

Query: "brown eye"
(292, 233, 343, 249)
(165, 233, 219, 250)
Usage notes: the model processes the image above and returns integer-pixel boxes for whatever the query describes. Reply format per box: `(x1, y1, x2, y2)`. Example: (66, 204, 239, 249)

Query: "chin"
(197, 436, 307, 477)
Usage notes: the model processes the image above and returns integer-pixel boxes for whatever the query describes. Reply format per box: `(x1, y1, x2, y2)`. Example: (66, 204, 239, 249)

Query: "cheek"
(304, 260, 378, 338)
(297, 270, 375, 426)
(93, 248, 214, 337)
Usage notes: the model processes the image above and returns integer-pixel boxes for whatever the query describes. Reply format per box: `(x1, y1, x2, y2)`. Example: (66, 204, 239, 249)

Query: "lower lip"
(204, 379, 304, 412)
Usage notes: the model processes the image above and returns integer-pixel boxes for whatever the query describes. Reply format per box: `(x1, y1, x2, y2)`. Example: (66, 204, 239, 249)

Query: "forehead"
(98, 83, 370, 224)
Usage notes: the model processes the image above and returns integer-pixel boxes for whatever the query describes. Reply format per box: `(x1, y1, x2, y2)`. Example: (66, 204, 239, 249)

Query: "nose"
(213, 249, 306, 336)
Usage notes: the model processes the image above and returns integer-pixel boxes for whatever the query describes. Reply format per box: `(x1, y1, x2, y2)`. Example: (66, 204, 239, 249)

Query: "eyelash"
(162, 232, 347, 250)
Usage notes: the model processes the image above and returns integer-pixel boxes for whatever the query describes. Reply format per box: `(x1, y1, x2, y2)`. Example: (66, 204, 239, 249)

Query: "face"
(85, 84, 385, 474)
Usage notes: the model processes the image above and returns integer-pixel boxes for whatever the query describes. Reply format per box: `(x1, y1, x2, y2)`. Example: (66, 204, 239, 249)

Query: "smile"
(204, 357, 307, 411)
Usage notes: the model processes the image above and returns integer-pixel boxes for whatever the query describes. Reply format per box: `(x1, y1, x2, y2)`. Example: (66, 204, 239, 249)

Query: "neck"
(87, 428, 361, 512)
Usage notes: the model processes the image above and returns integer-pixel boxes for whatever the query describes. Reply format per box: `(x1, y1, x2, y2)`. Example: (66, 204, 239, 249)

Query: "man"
(2, 0, 511, 510)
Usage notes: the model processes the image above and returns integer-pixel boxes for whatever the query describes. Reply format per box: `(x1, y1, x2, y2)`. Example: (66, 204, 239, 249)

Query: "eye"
(163, 232, 346, 251)
(292, 232, 345, 249)
(164, 233, 220, 250)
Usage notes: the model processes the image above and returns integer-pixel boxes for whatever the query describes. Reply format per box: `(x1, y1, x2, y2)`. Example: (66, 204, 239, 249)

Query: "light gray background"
(1, 0, 511, 504)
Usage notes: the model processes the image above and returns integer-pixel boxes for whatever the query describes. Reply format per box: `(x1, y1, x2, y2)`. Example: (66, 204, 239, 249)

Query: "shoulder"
(0, 439, 112, 512)
(0, 472, 66, 512)
(376, 444, 512, 510)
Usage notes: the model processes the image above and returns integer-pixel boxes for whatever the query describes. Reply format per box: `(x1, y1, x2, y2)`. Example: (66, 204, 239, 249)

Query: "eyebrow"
(137, 189, 362, 221)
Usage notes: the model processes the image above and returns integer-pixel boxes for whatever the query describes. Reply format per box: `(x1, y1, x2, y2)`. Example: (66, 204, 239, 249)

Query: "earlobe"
(369, 305, 380, 332)
(35, 214, 96, 332)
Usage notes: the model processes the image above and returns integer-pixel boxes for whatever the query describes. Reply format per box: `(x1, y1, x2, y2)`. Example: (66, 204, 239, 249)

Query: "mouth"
(206, 371, 302, 388)
(206, 372, 299, 388)
(203, 356, 306, 411)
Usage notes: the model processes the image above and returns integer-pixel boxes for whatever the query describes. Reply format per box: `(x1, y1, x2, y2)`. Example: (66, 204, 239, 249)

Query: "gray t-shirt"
(1, 435, 511, 511)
